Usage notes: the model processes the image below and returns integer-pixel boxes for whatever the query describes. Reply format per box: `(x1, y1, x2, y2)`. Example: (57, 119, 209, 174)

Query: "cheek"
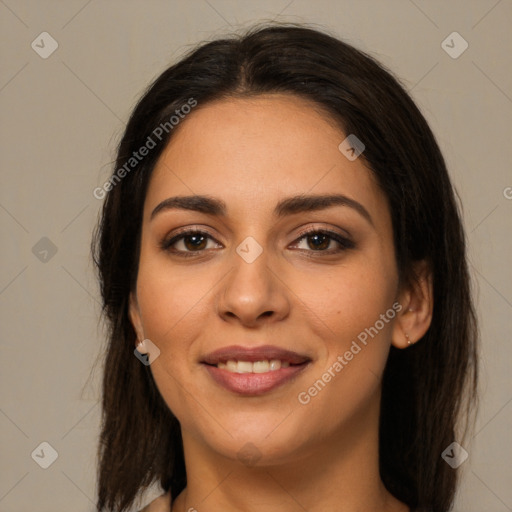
(291, 258, 397, 418)
(294, 298, 394, 438)
(294, 260, 397, 345)
(134, 251, 219, 413)
(294, 263, 397, 422)
(135, 252, 211, 344)
(135, 275, 199, 422)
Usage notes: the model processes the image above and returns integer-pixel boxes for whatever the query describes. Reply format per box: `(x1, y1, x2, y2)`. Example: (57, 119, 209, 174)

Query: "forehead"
(144, 94, 387, 222)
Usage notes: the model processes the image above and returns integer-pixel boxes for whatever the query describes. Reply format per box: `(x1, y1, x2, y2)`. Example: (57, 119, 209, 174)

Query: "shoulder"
(138, 490, 172, 512)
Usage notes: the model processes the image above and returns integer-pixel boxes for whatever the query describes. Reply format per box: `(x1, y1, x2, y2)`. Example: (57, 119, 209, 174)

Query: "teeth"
(238, 361, 253, 373)
(253, 360, 270, 373)
(217, 359, 291, 373)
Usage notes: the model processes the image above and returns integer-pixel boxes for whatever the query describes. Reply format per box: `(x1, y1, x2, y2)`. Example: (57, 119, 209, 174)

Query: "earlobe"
(129, 291, 144, 346)
(391, 261, 434, 349)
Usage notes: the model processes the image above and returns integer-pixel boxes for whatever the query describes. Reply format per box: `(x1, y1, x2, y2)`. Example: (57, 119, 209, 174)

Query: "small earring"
(405, 333, 412, 345)
(136, 339, 148, 354)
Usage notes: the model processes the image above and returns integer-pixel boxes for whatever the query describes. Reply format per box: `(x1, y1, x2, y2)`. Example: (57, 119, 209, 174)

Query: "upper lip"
(201, 345, 311, 365)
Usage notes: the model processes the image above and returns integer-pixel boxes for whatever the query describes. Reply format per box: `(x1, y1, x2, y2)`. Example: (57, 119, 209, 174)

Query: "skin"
(130, 94, 433, 512)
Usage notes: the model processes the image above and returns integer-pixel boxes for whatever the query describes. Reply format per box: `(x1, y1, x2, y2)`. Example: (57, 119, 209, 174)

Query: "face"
(130, 94, 403, 465)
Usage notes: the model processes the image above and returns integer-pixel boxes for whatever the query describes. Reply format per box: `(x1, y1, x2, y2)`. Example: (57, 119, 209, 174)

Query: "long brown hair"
(91, 23, 478, 512)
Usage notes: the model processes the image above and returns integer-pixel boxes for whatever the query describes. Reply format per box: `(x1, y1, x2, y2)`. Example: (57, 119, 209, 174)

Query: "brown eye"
(292, 229, 355, 254)
(305, 232, 331, 250)
(160, 229, 222, 256)
(182, 233, 208, 251)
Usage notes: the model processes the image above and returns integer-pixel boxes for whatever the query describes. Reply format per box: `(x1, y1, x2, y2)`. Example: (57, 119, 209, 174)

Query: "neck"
(172, 394, 408, 512)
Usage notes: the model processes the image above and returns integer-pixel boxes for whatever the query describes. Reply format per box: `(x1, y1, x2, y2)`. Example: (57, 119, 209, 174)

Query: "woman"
(92, 24, 478, 512)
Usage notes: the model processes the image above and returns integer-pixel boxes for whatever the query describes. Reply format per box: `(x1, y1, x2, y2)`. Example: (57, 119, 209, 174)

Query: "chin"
(187, 407, 318, 467)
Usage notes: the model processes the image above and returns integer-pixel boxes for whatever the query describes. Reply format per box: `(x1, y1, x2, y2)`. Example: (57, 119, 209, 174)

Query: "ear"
(129, 291, 145, 348)
(391, 260, 433, 349)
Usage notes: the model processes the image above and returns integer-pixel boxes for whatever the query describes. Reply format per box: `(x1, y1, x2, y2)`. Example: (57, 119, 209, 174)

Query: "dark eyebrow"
(150, 193, 373, 226)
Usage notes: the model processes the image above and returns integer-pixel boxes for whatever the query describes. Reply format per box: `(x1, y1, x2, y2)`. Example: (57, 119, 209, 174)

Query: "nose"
(217, 246, 291, 328)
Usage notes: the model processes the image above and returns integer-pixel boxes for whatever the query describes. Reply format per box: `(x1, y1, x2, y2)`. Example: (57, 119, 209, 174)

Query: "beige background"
(1, 1, 511, 511)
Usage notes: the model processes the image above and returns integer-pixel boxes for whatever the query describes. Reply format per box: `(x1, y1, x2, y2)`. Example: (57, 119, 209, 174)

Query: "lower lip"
(202, 363, 309, 396)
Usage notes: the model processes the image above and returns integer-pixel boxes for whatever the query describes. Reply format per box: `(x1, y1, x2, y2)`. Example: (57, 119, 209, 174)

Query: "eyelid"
(293, 223, 352, 241)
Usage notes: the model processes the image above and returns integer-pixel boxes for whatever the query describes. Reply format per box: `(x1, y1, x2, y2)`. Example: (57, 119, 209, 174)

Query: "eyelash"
(160, 227, 355, 258)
